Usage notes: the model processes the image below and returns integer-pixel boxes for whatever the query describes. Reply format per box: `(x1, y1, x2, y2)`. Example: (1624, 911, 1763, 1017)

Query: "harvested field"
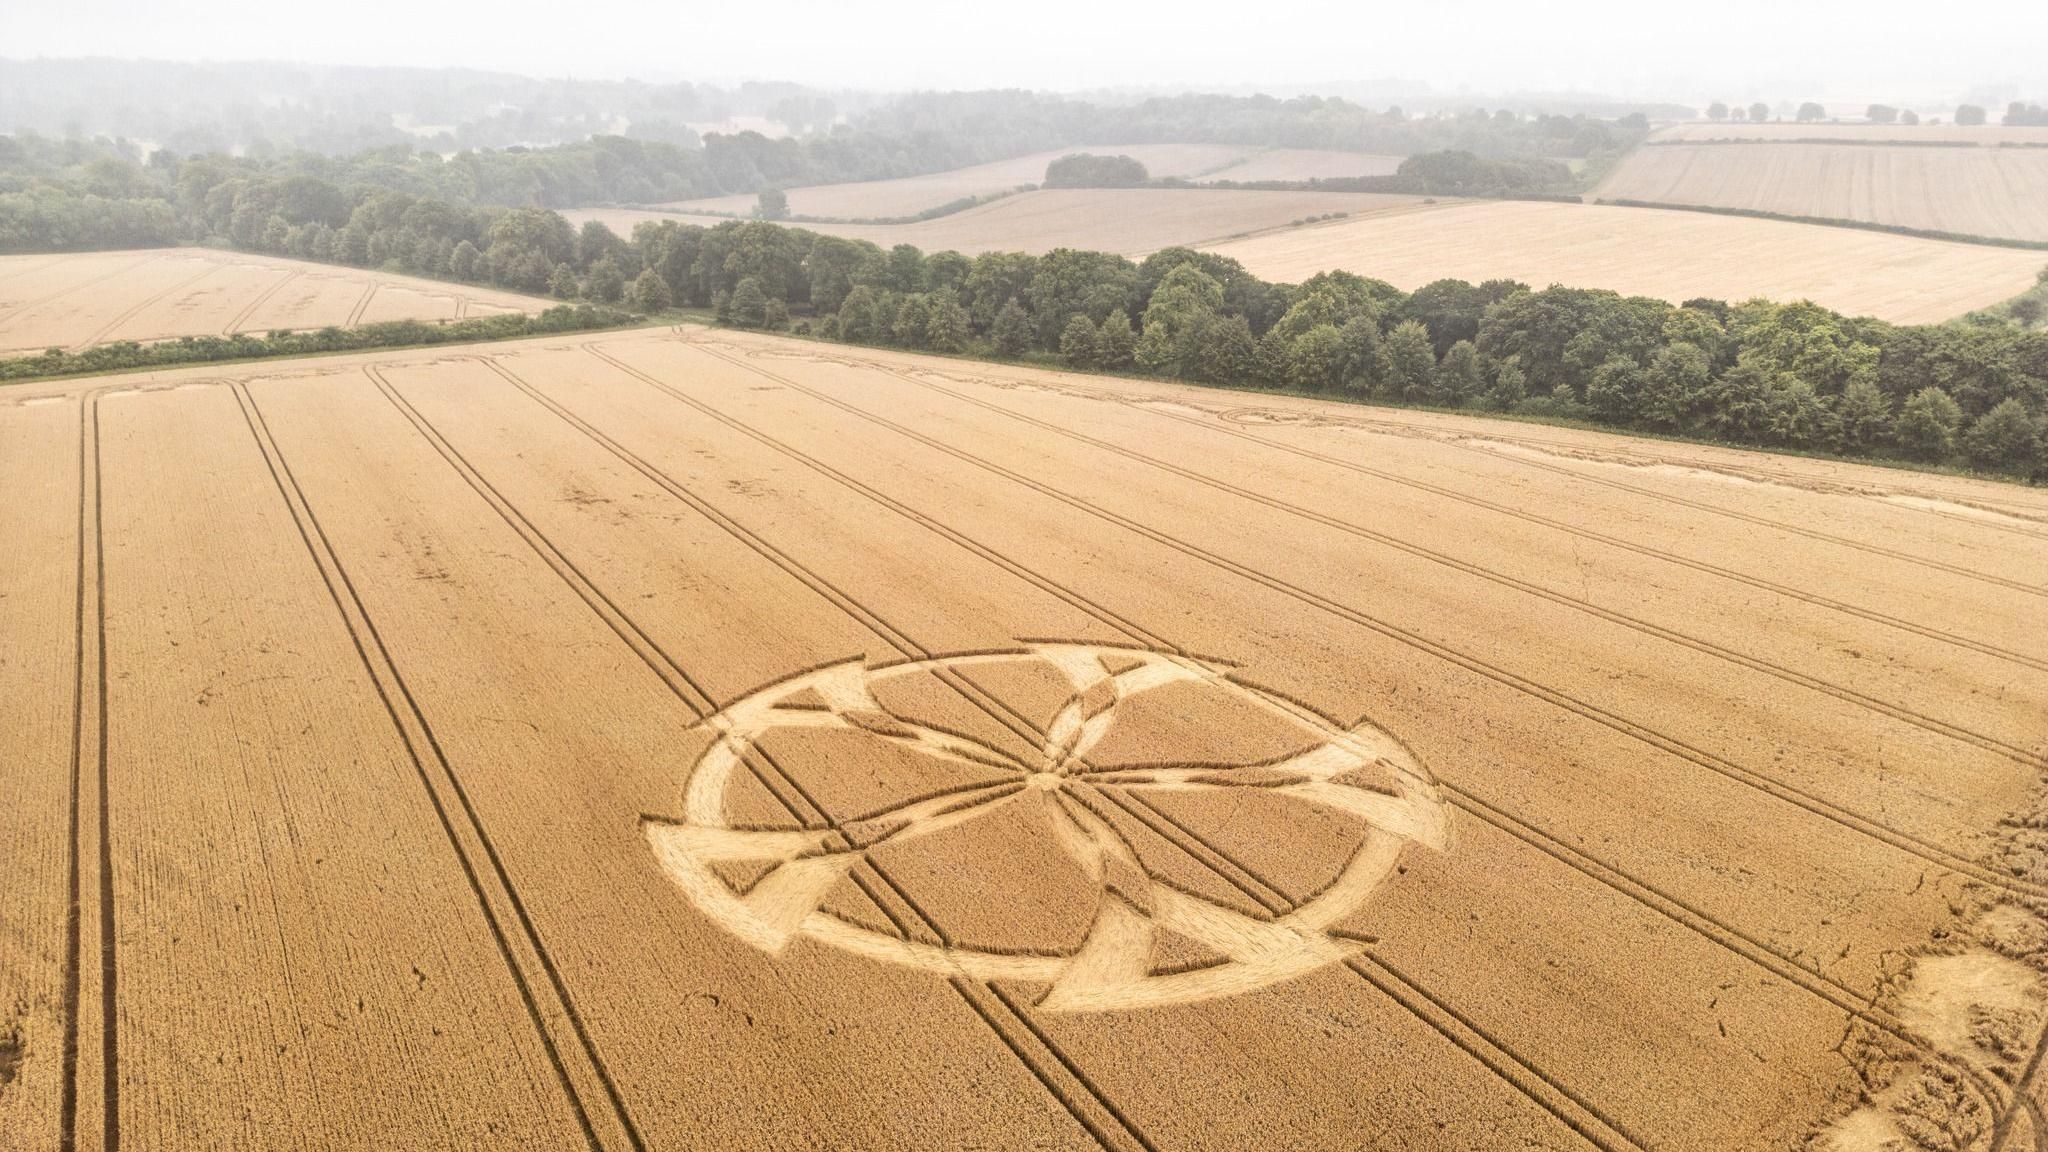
(1207, 199, 2047, 323)
(0, 248, 545, 354)
(568, 188, 1433, 257)
(1596, 143, 2048, 242)
(1198, 148, 1407, 183)
(657, 145, 1256, 219)
(1650, 122, 2048, 145)
(4, 321, 2046, 1150)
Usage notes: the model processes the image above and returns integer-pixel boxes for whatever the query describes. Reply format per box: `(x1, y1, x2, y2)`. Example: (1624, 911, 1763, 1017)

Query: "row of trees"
(0, 305, 633, 381)
(1704, 101, 2038, 128)
(640, 224, 2044, 478)
(6, 138, 2043, 478)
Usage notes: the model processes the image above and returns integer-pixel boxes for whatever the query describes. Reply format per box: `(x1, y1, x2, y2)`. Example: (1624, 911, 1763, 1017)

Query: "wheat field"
(1597, 143, 2048, 242)
(2, 322, 2044, 1150)
(0, 248, 542, 354)
(657, 144, 1258, 220)
(567, 188, 1429, 256)
(1207, 199, 2047, 322)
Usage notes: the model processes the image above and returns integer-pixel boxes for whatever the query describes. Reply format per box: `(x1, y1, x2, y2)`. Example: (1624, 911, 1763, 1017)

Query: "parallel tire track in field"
(894, 356, 2048, 674)
(484, 349, 1630, 1149)
(68, 262, 226, 353)
(625, 343, 2012, 1121)
(231, 381, 643, 1152)
(856, 363, 2045, 770)
(60, 390, 115, 1152)
(343, 281, 379, 328)
(382, 363, 1157, 1152)
(0, 252, 162, 328)
(220, 268, 302, 337)
(688, 343, 2048, 903)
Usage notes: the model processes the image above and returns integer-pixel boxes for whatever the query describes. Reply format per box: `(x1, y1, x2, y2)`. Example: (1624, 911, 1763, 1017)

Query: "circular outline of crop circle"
(643, 644, 1451, 1013)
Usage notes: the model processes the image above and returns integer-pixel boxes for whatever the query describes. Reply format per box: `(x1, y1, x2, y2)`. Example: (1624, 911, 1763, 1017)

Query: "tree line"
(0, 305, 635, 382)
(630, 221, 2045, 479)
(5, 141, 2042, 479)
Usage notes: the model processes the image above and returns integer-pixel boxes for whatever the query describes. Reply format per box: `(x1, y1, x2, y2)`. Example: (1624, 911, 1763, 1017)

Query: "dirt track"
(3, 325, 2045, 1151)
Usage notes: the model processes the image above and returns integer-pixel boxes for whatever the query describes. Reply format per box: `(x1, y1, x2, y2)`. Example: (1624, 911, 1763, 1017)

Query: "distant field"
(1207, 200, 2045, 323)
(1198, 149, 1407, 183)
(659, 144, 1257, 220)
(1595, 143, 2048, 242)
(568, 188, 1430, 256)
(0, 249, 542, 354)
(1650, 122, 2048, 145)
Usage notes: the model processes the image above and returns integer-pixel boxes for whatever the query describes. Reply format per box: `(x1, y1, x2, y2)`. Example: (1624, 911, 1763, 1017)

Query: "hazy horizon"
(7, 0, 2045, 110)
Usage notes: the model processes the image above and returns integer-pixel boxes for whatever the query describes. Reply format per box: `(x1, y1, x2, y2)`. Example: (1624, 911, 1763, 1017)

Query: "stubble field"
(1207, 199, 2047, 323)
(3, 322, 2046, 1150)
(0, 248, 544, 354)
(1596, 143, 2048, 242)
(655, 144, 1259, 219)
(566, 188, 1429, 257)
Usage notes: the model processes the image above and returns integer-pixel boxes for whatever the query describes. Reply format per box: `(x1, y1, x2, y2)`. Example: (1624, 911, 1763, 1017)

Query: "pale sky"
(6, 0, 2044, 106)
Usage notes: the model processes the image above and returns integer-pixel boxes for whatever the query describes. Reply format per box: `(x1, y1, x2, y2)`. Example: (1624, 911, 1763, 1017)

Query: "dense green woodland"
(2, 136, 2043, 480)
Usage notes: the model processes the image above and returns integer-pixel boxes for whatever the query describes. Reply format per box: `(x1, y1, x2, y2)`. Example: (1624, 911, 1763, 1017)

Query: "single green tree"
(1867, 104, 1899, 124)
(1640, 342, 1710, 431)
(450, 240, 481, 281)
(1586, 356, 1646, 423)
(1485, 357, 1528, 410)
(1748, 102, 1770, 124)
(1383, 320, 1438, 401)
(1831, 378, 1892, 453)
(1956, 104, 1988, 126)
(729, 277, 770, 328)
(549, 263, 580, 300)
(756, 189, 790, 221)
(1964, 399, 2041, 472)
(1285, 324, 1348, 392)
(926, 294, 970, 353)
(586, 257, 625, 304)
(992, 299, 1033, 358)
(1095, 309, 1137, 368)
(893, 294, 933, 348)
(1796, 102, 1827, 123)
(1706, 102, 1729, 121)
(1894, 386, 1964, 460)
(1434, 340, 1483, 406)
(1060, 314, 1100, 367)
(630, 268, 672, 312)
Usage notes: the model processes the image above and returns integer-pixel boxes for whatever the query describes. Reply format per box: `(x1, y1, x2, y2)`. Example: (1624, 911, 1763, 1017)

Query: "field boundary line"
(680, 343, 2048, 903)
(229, 380, 641, 1152)
(220, 268, 302, 337)
(856, 364, 2047, 770)
(871, 354, 2048, 673)
(390, 359, 1153, 1152)
(68, 261, 225, 353)
(1331, 416, 2048, 541)
(1421, 424, 2048, 596)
